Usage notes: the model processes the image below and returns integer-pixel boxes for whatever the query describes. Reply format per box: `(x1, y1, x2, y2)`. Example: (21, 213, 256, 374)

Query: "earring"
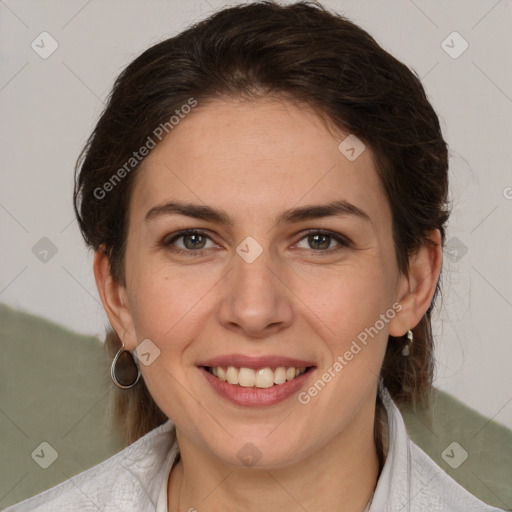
(111, 345, 141, 389)
(401, 330, 413, 357)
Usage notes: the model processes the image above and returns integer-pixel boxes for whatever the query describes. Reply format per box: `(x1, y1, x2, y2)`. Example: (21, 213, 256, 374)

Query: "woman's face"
(115, 97, 408, 467)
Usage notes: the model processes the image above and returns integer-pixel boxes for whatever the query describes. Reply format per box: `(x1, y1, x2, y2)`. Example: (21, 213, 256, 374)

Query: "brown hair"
(74, 1, 449, 447)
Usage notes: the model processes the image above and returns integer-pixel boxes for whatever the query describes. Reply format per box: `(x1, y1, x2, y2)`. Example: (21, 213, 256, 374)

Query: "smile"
(205, 366, 310, 388)
(199, 364, 316, 407)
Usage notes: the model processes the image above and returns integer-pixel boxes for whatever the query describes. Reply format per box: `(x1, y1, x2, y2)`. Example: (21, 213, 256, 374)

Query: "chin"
(208, 434, 307, 470)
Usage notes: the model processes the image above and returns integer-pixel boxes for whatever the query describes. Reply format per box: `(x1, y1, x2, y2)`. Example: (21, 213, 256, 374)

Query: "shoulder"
(375, 383, 506, 512)
(2, 420, 176, 512)
(408, 439, 505, 511)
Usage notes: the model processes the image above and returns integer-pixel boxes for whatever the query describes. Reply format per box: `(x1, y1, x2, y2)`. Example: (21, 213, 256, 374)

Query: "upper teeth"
(209, 366, 307, 388)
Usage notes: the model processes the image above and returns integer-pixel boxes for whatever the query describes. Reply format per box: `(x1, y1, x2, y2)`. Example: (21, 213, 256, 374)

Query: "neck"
(168, 398, 384, 512)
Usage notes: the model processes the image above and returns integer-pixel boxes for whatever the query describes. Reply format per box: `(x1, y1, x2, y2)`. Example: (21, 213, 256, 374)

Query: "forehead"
(129, 97, 390, 230)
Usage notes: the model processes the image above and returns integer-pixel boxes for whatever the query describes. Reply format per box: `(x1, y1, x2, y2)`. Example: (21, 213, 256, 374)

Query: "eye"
(161, 228, 351, 257)
(295, 230, 350, 253)
(162, 229, 217, 255)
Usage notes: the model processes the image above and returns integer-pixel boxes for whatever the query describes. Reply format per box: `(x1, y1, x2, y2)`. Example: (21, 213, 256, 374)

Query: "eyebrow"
(144, 199, 371, 226)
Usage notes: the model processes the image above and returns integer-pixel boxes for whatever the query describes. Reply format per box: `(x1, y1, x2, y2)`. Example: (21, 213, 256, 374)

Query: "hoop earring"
(111, 345, 141, 389)
(401, 329, 413, 357)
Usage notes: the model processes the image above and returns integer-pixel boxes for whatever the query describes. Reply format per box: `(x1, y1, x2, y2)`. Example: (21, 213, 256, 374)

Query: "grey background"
(1, 0, 511, 428)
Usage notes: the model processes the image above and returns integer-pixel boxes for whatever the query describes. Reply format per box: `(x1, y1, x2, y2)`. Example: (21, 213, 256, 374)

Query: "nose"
(216, 243, 293, 339)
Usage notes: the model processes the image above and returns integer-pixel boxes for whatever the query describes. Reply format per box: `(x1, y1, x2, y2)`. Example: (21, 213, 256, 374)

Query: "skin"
(94, 97, 442, 512)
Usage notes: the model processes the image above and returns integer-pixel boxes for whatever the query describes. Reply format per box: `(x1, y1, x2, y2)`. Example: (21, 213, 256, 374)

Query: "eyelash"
(161, 228, 351, 257)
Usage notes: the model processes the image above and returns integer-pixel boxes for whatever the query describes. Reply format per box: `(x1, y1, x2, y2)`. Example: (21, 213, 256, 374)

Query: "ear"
(389, 229, 443, 337)
(93, 246, 137, 351)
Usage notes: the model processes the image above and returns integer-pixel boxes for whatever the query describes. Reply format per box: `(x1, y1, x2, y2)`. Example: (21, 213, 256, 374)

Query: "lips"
(197, 353, 316, 369)
(197, 353, 317, 406)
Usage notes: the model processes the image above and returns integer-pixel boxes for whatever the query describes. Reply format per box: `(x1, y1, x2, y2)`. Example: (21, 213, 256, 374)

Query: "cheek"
(298, 263, 396, 377)
(125, 260, 203, 347)
(124, 265, 206, 423)
(306, 265, 393, 330)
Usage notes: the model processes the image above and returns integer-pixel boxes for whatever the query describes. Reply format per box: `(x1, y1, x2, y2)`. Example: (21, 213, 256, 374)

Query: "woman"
(5, 1, 505, 511)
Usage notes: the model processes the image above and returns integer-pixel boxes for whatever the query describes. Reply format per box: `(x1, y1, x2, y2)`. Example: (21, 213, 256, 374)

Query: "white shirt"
(4, 381, 505, 512)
